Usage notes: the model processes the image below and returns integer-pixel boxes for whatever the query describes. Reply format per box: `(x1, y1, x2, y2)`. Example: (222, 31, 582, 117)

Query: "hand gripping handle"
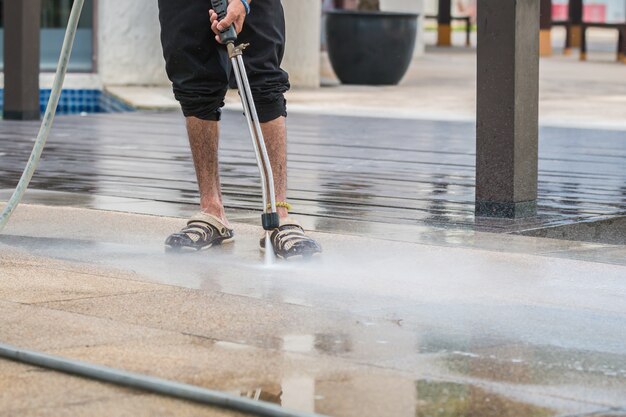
(210, 0, 238, 44)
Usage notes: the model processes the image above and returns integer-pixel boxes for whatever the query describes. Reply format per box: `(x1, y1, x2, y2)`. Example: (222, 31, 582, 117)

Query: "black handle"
(210, 0, 237, 44)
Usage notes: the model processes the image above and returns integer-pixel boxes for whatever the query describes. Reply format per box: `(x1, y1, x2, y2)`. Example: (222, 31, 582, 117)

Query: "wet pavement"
(1, 71, 626, 415)
(1, 110, 626, 238)
(1, 205, 626, 416)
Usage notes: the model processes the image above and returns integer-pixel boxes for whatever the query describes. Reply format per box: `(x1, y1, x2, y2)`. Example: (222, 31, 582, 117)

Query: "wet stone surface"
(414, 380, 554, 417)
(1, 205, 626, 416)
(0, 111, 625, 234)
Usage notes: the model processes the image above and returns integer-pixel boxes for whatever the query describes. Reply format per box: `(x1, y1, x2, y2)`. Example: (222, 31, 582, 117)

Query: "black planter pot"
(325, 10, 418, 85)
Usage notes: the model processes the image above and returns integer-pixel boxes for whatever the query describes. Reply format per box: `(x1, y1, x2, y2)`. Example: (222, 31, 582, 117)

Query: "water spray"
(210, 0, 280, 264)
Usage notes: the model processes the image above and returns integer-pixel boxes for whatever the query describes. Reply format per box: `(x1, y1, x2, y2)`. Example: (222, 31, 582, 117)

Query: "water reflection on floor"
(231, 376, 555, 417)
(2, 219, 626, 416)
(1, 111, 626, 235)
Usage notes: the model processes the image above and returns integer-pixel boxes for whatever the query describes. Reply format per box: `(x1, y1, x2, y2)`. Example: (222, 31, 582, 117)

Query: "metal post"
(568, 0, 583, 49)
(3, 0, 42, 120)
(618, 26, 625, 64)
(540, 0, 553, 56)
(437, 0, 452, 46)
(580, 24, 587, 60)
(475, 0, 540, 218)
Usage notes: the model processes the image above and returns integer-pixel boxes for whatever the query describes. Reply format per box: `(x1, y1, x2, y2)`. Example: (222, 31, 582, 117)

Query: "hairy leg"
(260, 116, 288, 219)
(185, 116, 230, 227)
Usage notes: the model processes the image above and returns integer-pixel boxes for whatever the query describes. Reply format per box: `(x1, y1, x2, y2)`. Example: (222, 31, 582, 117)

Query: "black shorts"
(158, 0, 290, 122)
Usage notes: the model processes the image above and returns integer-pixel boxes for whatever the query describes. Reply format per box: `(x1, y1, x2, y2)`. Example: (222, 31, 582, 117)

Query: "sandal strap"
(188, 212, 232, 237)
(271, 224, 313, 252)
(179, 222, 215, 243)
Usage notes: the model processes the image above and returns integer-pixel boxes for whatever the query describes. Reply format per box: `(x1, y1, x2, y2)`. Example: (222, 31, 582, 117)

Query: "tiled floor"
(1, 205, 625, 417)
(1, 110, 625, 235)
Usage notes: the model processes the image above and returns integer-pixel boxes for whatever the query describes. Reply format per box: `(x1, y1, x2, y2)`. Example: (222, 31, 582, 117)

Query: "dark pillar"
(540, 0, 553, 56)
(3, 0, 41, 121)
(617, 26, 626, 64)
(475, 0, 540, 218)
(567, 0, 583, 50)
(580, 24, 587, 60)
(437, 0, 452, 46)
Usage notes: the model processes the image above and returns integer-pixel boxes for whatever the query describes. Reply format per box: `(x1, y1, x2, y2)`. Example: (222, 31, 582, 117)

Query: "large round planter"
(325, 10, 418, 85)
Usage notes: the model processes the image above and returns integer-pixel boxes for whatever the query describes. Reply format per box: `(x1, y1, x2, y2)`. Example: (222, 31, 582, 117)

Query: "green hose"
(0, 0, 85, 233)
(0, 343, 327, 417)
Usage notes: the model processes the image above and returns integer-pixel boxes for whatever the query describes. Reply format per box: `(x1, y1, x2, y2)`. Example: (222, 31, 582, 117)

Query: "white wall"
(97, 0, 320, 88)
(97, 0, 169, 86)
(0, 0, 322, 89)
(380, 0, 426, 56)
(282, 0, 322, 88)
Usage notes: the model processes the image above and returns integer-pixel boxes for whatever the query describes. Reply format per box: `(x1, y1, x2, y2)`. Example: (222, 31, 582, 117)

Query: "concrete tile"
(0, 300, 171, 351)
(0, 360, 243, 417)
(54, 334, 293, 390)
(42, 288, 385, 355)
(2, 205, 626, 416)
(12, 394, 246, 417)
(0, 261, 163, 304)
(1, 203, 182, 245)
(0, 360, 134, 415)
(437, 345, 626, 408)
(0, 353, 567, 417)
(545, 245, 626, 267)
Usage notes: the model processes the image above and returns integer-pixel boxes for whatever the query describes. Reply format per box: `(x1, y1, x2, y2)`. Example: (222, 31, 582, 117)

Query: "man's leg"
(186, 117, 229, 227)
(159, 0, 233, 251)
(237, 1, 321, 258)
(237, 0, 290, 217)
(260, 117, 288, 220)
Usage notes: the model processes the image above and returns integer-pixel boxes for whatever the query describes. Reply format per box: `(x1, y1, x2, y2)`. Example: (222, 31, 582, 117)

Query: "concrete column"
(282, 0, 321, 88)
(567, 0, 583, 50)
(540, 0, 552, 56)
(3, 0, 41, 120)
(97, 0, 320, 88)
(380, 0, 425, 56)
(97, 0, 169, 86)
(475, 0, 539, 218)
(437, 0, 452, 46)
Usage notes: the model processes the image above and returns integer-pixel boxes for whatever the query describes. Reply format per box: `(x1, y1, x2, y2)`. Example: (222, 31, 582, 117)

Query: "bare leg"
(185, 116, 230, 227)
(260, 116, 288, 220)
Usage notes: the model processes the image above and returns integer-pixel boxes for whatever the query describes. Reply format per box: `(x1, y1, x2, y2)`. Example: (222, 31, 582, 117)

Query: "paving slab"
(0, 300, 172, 351)
(0, 254, 163, 304)
(108, 40, 626, 130)
(1, 205, 626, 416)
(0, 361, 244, 417)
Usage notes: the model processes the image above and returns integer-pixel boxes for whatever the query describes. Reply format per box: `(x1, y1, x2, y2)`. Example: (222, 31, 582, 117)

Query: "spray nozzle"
(261, 212, 280, 230)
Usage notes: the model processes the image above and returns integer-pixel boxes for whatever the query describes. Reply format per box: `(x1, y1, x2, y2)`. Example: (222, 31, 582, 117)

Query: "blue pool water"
(0, 89, 134, 115)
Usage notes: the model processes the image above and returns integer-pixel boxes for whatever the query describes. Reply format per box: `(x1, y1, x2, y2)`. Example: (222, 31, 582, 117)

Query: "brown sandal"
(165, 213, 234, 252)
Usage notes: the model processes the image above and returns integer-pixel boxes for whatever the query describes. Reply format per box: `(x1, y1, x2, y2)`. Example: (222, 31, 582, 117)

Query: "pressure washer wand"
(210, 0, 280, 232)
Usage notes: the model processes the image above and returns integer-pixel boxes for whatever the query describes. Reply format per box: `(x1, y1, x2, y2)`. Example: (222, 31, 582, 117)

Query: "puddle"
(415, 380, 553, 417)
(441, 345, 626, 387)
(517, 216, 626, 245)
(239, 384, 283, 405)
(233, 375, 555, 417)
